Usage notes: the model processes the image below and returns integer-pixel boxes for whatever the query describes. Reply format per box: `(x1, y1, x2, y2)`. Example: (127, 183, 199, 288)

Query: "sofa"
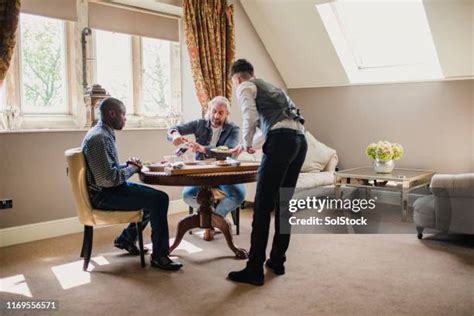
(413, 173, 474, 238)
(241, 131, 338, 202)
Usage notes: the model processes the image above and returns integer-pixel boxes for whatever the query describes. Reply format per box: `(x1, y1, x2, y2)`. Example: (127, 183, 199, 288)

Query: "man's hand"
(127, 157, 143, 170)
(229, 144, 255, 157)
(190, 142, 206, 154)
(172, 133, 189, 147)
(229, 144, 244, 157)
(246, 146, 256, 154)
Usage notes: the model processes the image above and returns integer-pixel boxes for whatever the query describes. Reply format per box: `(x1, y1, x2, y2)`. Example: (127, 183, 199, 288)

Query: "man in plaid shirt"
(81, 97, 182, 271)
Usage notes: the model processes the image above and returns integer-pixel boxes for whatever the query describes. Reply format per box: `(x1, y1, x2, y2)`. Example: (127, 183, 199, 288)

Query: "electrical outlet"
(0, 199, 13, 209)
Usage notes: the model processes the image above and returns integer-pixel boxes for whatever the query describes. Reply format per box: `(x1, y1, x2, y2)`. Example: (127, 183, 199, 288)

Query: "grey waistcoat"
(251, 79, 304, 136)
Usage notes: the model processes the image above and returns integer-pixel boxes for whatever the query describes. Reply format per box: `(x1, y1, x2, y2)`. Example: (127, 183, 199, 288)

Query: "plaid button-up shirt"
(81, 121, 138, 192)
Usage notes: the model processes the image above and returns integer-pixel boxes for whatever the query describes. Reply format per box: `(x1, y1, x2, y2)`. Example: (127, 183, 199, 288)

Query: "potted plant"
(366, 141, 404, 173)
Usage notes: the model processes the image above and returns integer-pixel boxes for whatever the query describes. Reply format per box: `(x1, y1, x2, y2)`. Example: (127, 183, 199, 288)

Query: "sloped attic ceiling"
(240, 0, 474, 88)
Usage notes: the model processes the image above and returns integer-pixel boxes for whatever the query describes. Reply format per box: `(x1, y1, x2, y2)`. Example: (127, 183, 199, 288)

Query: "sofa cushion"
(296, 171, 335, 190)
(301, 132, 337, 173)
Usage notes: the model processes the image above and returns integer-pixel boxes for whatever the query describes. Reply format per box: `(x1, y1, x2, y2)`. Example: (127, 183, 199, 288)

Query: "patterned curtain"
(0, 0, 20, 84)
(183, 0, 235, 115)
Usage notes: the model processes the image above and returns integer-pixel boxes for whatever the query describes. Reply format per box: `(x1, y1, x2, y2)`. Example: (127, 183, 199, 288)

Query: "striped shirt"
(81, 121, 138, 192)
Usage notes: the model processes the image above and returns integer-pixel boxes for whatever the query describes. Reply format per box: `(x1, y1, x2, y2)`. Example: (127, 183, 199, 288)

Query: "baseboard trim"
(0, 199, 188, 248)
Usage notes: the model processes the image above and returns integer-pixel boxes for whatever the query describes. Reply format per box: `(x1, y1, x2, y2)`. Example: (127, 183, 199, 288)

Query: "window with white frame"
(316, 0, 443, 84)
(19, 14, 69, 114)
(2, 10, 181, 131)
(93, 29, 180, 121)
(141, 36, 173, 117)
(0, 85, 6, 111)
(95, 30, 134, 114)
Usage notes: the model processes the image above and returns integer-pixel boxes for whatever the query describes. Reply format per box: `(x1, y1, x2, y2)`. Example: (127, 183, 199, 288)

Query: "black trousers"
(247, 129, 308, 270)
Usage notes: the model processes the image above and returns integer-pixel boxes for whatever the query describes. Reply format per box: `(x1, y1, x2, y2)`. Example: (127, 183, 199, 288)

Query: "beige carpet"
(0, 208, 473, 316)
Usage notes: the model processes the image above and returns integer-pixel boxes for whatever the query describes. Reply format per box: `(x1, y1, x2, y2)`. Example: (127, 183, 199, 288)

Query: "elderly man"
(167, 96, 245, 230)
(228, 59, 307, 286)
(82, 97, 182, 271)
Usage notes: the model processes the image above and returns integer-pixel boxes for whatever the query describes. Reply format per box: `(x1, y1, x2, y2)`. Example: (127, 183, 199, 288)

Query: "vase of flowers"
(366, 141, 404, 174)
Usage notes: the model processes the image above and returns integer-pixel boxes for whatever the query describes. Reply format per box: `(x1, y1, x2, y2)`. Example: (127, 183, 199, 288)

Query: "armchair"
(413, 173, 474, 238)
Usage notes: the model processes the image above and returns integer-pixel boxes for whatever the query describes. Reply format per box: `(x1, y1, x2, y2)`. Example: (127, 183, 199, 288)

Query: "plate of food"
(213, 160, 232, 167)
(211, 145, 231, 153)
(211, 146, 233, 158)
(184, 161, 202, 165)
(144, 162, 166, 172)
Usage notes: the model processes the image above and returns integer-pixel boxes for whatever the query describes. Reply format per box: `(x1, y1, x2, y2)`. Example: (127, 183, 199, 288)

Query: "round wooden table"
(139, 170, 258, 259)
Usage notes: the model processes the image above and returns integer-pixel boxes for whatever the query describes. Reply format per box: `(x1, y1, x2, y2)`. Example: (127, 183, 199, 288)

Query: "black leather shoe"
(228, 268, 264, 286)
(151, 256, 183, 271)
(265, 259, 285, 275)
(114, 237, 148, 256)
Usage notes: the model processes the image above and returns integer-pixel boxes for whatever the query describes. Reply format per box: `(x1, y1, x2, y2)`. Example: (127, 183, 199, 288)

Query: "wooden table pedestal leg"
(170, 186, 248, 259)
(211, 213, 248, 259)
(169, 214, 201, 253)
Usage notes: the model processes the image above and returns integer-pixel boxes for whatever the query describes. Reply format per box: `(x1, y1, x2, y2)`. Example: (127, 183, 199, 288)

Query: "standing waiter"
(228, 59, 307, 286)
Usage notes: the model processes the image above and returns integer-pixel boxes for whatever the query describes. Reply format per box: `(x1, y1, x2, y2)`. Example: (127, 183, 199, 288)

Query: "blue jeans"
(89, 182, 170, 257)
(182, 184, 245, 216)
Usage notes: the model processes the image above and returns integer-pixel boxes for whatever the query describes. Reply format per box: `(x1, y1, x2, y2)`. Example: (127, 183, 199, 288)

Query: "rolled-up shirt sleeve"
(236, 82, 258, 148)
(86, 136, 138, 188)
(167, 120, 199, 142)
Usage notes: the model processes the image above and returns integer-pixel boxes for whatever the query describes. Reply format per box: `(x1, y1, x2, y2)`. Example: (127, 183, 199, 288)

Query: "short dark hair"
(230, 59, 254, 77)
(99, 97, 124, 118)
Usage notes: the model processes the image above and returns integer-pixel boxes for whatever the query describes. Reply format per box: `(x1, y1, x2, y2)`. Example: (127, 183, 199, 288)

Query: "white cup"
(164, 155, 178, 163)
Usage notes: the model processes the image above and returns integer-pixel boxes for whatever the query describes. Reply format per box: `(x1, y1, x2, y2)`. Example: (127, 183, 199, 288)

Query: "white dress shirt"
(236, 80, 304, 148)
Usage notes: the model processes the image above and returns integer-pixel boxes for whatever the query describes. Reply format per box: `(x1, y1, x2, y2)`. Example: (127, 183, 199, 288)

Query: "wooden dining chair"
(65, 147, 145, 271)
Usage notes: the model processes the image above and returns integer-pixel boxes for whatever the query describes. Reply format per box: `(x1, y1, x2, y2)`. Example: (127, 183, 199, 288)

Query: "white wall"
(289, 79, 474, 173)
(423, 0, 474, 79)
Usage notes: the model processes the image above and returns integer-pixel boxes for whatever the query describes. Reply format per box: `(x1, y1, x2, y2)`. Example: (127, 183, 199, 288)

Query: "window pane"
(95, 30, 133, 114)
(334, 0, 439, 68)
(20, 14, 67, 113)
(0, 84, 5, 110)
(141, 37, 171, 116)
(317, 0, 442, 83)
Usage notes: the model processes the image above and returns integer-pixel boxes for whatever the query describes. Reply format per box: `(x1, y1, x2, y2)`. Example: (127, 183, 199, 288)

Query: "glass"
(163, 155, 178, 163)
(334, 0, 439, 68)
(141, 37, 171, 117)
(20, 14, 67, 114)
(0, 84, 6, 110)
(95, 29, 134, 114)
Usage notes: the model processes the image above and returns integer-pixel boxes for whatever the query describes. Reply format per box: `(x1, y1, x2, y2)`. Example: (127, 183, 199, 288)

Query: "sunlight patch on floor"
(0, 274, 33, 297)
(91, 256, 110, 266)
(145, 238, 203, 255)
(51, 260, 94, 290)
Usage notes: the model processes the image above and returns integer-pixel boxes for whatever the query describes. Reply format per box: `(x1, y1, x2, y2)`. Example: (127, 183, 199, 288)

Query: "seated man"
(81, 97, 182, 271)
(167, 96, 245, 235)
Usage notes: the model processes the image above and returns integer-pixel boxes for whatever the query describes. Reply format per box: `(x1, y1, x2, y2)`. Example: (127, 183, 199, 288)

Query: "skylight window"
(317, 0, 443, 84)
